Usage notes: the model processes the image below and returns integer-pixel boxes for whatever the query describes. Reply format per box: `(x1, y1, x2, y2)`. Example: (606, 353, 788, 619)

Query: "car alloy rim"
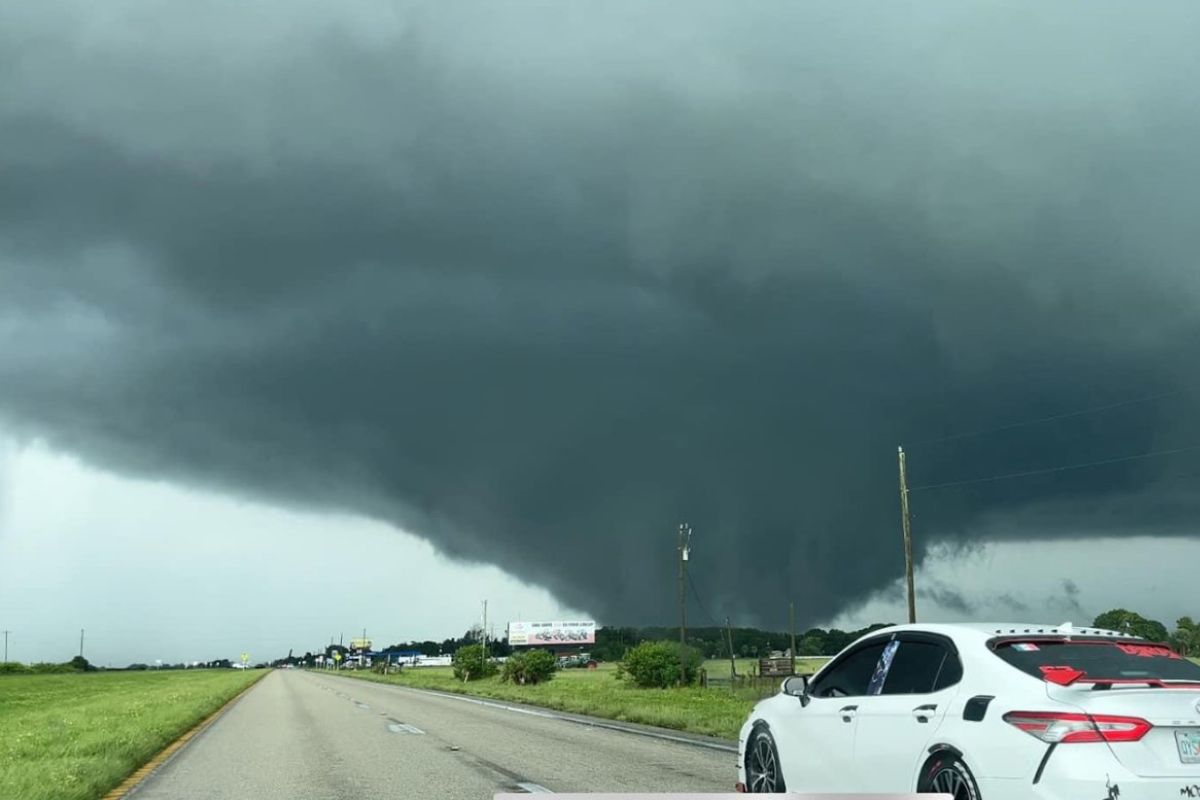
(929, 766, 969, 800)
(749, 737, 777, 793)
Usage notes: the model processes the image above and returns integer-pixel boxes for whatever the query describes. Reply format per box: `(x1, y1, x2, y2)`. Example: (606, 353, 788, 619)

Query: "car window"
(933, 650, 963, 691)
(881, 641, 950, 694)
(811, 642, 888, 698)
(993, 640, 1200, 682)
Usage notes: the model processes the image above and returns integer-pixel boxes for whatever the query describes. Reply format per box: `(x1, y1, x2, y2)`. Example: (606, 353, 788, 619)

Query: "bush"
(0, 662, 31, 675)
(501, 650, 557, 685)
(452, 644, 498, 682)
(619, 640, 703, 688)
(29, 662, 74, 674)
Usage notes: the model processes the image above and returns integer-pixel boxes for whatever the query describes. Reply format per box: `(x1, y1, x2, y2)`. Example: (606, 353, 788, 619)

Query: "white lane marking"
(355, 702, 370, 710)
(516, 782, 553, 793)
(387, 722, 425, 734)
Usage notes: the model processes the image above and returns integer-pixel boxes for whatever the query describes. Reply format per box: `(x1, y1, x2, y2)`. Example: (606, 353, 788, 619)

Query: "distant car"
(737, 622, 1200, 798)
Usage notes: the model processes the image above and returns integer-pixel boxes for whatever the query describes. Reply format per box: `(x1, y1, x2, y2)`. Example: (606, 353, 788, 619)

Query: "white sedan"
(736, 622, 1200, 798)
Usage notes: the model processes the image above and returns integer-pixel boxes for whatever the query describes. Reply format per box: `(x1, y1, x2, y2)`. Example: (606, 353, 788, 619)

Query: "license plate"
(1178, 729, 1200, 764)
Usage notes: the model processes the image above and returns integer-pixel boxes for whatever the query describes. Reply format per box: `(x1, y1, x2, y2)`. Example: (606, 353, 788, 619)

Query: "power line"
(910, 442, 1200, 492)
(687, 573, 721, 629)
(687, 574, 735, 666)
(908, 389, 1183, 448)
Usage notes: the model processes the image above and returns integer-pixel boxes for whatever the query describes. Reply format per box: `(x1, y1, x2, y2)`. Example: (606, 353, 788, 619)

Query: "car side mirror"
(783, 675, 810, 706)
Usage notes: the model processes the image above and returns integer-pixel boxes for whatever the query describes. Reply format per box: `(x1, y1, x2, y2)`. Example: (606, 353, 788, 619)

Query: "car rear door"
(775, 639, 889, 792)
(851, 634, 964, 793)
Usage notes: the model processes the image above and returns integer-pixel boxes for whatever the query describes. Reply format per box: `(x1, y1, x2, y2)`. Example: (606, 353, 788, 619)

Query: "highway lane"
(132, 669, 735, 798)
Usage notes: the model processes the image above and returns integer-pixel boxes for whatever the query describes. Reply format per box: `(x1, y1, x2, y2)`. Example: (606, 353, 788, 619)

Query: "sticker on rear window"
(1011, 643, 1039, 652)
(1116, 644, 1182, 659)
(1038, 665, 1085, 685)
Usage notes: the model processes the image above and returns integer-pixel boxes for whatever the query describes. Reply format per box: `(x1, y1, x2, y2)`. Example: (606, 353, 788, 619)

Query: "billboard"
(507, 620, 596, 646)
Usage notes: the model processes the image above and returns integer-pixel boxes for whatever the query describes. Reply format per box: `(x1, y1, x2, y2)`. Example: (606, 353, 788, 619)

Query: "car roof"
(855, 621, 1141, 643)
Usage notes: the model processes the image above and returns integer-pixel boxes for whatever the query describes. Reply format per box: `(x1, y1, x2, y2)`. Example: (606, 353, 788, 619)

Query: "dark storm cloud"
(3, 0, 1200, 626)
(879, 580, 976, 616)
(1046, 579, 1087, 620)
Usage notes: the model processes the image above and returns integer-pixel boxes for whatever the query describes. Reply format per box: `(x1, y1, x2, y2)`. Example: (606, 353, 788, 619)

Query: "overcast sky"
(3, 1, 1200, 664)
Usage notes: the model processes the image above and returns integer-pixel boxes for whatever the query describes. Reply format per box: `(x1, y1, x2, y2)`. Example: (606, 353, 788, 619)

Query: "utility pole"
(789, 602, 797, 676)
(725, 617, 736, 681)
(898, 446, 916, 624)
(80, 628, 85, 659)
(2, 630, 9, 663)
(677, 523, 691, 685)
(481, 600, 488, 676)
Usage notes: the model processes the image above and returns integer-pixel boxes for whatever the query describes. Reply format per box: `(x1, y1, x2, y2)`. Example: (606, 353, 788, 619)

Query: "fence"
(700, 656, 830, 699)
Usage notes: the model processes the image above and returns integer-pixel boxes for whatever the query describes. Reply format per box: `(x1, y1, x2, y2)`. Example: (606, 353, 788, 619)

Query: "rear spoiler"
(986, 634, 1162, 650)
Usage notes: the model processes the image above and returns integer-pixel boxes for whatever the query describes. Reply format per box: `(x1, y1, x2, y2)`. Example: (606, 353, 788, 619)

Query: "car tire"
(918, 753, 981, 800)
(745, 726, 786, 794)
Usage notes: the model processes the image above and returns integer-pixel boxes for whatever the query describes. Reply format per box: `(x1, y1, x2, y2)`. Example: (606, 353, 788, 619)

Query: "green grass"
(330, 663, 768, 740)
(0, 669, 266, 800)
(329, 656, 1200, 743)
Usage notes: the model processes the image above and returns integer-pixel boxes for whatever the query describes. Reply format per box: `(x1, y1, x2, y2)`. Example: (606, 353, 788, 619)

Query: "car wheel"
(745, 727, 786, 794)
(919, 754, 981, 800)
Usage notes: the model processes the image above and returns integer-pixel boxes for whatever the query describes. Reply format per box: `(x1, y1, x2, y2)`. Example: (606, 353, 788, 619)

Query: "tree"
(501, 649, 557, 685)
(619, 641, 703, 688)
(1092, 609, 1170, 642)
(1172, 617, 1200, 656)
(451, 644, 497, 682)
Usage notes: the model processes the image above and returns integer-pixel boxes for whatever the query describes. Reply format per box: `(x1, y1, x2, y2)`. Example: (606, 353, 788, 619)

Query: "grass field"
(332, 663, 776, 740)
(0, 669, 265, 800)
(333, 654, 1198, 742)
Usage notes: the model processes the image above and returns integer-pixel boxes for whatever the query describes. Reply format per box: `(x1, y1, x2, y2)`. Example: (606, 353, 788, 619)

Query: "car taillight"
(1003, 711, 1152, 743)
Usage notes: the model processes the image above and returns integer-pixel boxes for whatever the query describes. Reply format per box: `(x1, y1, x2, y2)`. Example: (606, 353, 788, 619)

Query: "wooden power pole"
(898, 446, 916, 623)
(678, 523, 691, 684)
(789, 602, 797, 675)
(725, 616, 736, 681)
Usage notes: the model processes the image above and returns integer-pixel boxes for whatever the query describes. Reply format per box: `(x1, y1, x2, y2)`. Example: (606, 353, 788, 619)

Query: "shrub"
(29, 662, 74, 674)
(619, 640, 703, 688)
(0, 662, 31, 675)
(501, 649, 557, 685)
(451, 644, 498, 681)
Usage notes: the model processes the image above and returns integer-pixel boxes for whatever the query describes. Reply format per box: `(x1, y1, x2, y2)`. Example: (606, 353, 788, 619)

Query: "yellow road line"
(102, 670, 270, 799)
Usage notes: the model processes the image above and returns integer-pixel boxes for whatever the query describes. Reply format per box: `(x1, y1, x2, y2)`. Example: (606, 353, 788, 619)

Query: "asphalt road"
(131, 669, 735, 799)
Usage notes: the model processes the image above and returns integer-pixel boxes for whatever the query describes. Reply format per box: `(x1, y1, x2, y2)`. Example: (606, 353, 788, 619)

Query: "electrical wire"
(907, 389, 1183, 448)
(687, 572, 734, 664)
(910, 442, 1200, 492)
(688, 574, 721, 629)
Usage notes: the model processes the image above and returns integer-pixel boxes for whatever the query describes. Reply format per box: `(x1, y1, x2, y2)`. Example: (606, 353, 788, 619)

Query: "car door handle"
(912, 704, 937, 723)
(839, 705, 858, 722)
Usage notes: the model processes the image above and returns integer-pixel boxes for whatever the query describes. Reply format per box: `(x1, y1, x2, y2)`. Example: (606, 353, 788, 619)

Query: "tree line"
(268, 610, 1200, 670)
(362, 623, 891, 664)
(1091, 609, 1200, 655)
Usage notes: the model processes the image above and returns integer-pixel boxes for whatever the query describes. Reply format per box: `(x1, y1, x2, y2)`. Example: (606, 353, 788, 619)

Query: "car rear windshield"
(992, 639, 1200, 683)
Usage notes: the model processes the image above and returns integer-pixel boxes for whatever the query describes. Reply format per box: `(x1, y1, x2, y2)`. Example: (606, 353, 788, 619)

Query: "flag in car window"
(868, 639, 899, 695)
